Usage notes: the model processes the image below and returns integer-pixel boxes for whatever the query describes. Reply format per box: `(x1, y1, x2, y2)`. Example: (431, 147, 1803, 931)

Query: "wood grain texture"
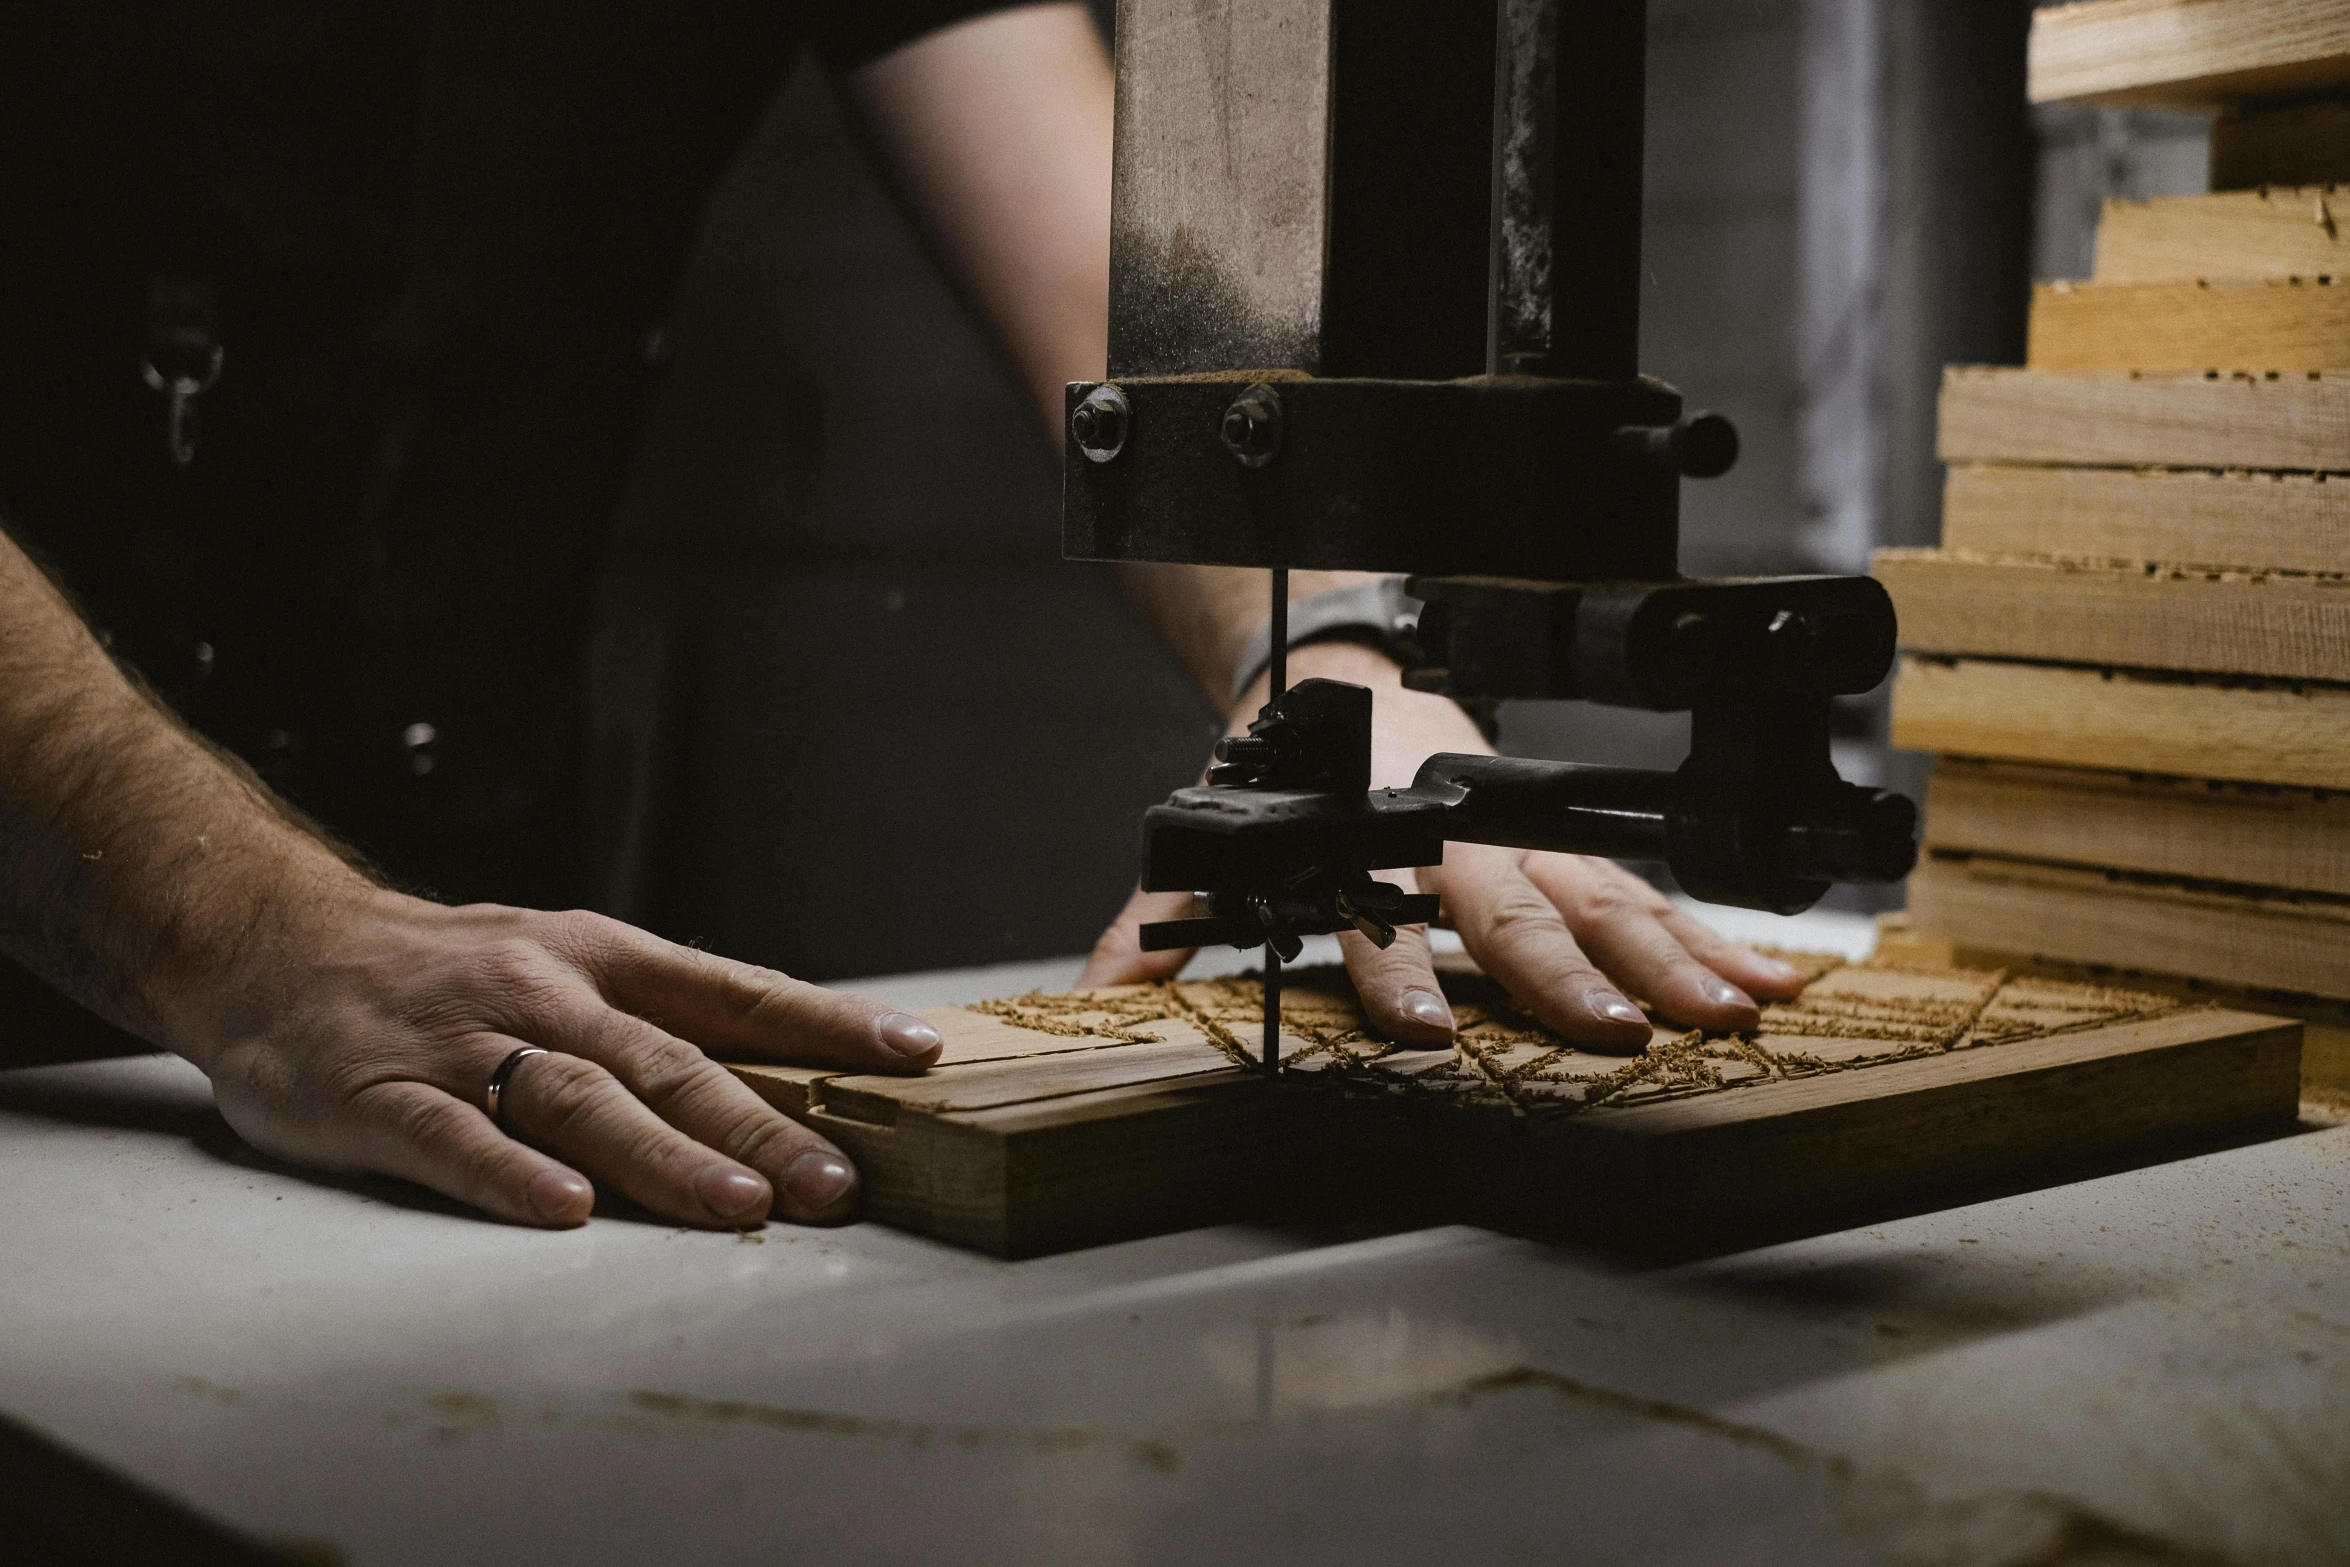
(1938, 366, 2350, 469)
(2029, 277, 2350, 373)
(1942, 465, 2350, 574)
(1890, 655, 2350, 789)
(2212, 96, 2350, 188)
(1926, 756, 2350, 897)
(2094, 187, 2350, 281)
(1875, 547, 2350, 680)
(1910, 851, 2350, 1000)
(1878, 912, 2350, 1091)
(721, 961, 2302, 1257)
(2030, 0, 2350, 109)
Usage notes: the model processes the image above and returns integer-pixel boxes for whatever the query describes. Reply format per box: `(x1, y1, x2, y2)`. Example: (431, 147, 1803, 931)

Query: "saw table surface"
(2, 913, 2345, 1565)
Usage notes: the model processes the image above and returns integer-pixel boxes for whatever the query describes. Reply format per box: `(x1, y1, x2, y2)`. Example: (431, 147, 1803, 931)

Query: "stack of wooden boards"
(720, 960, 2298, 1258)
(1879, 0, 2350, 1083)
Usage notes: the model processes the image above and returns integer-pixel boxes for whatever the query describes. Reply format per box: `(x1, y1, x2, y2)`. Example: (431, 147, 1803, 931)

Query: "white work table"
(3, 911, 2344, 1565)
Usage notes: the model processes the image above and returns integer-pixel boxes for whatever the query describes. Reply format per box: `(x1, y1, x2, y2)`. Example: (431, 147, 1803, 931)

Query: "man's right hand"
(177, 892, 943, 1229)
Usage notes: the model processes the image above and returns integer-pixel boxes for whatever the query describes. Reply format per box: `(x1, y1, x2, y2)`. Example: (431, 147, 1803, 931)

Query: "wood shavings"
(964, 956, 2194, 1122)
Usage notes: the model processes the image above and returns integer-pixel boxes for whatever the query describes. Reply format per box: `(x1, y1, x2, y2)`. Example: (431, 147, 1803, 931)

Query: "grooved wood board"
(2030, 0, 2350, 109)
(1927, 757, 2350, 898)
(1889, 654, 2350, 790)
(1875, 547, 2350, 680)
(1878, 914, 2350, 1091)
(1938, 366, 2350, 470)
(2029, 277, 2350, 373)
(1942, 465, 2350, 575)
(2212, 96, 2350, 188)
(1911, 852, 2350, 1001)
(719, 963, 2301, 1258)
(2094, 187, 2350, 282)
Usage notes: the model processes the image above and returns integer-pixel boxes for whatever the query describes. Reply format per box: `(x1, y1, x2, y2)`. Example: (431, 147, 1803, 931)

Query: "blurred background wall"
(590, 1, 2216, 978)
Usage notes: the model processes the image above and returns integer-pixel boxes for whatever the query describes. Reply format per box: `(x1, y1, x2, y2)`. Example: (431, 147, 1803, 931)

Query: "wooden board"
(1878, 912, 2350, 1093)
(1889, 654, 2350, 790)
(2094, 187, 2350, 282)
(721, 962, 2302, 1258)
(1911, 851, 2350, 1001)
(1939, 366, 2350, 470)
(1875, 547, 2350, 680)
(2029, 0, 2350, 109)
(2212, 96, 2350, 188)
(1942, 465, 2350, 575)
(2029, 277, 2350, 373)
(1927, 756, 2350, 898)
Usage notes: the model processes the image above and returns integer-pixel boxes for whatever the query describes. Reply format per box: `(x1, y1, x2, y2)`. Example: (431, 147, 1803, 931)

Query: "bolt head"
(1219, 384, 1285, 468)
(1072, 384, 1132, 463)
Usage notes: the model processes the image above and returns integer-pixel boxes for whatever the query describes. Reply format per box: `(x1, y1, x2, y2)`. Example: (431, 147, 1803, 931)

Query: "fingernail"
(878, 1011, 943, 1060)
(1588, 990, 1647, 1027)
(1399, 987, 1455, 1034)
(694, 1165, 770, 1223)
(526, 1168, 592, 1224)
(1703, 977, 1756, 1009)
(1762, 958, 1805, 985)
(783, 1151, 856, 1212)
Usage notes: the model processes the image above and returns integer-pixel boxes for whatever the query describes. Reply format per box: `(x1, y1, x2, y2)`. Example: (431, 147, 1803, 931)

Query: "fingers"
(1078, 887, 1197, 988)
(554, 914, 941, 1075)
(1427, 844, 1652, 1052)
(346, 1075, 596, 1229)
(1519, 855, 1757, 1033)
(534, 1004, 863, 1226)
(484, 1044, 823, 1229)
(1334, 869, 1455, 1046)
(1652, 905, 1811, 1003)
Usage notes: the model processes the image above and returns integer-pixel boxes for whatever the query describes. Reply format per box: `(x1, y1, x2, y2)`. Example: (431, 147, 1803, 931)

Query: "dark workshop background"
(589, 1, 2207, 978)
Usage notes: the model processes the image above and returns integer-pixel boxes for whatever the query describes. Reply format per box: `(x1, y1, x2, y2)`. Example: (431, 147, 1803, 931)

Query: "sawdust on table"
(965, 953, 2193, 1120)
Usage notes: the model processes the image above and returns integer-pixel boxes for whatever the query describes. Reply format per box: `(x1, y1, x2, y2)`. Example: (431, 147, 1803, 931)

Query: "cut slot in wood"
(1910, 851, 2350, 1002)
(1925, 757, 2350, 899)
(1942, 466, 2350, 576)
(2094, 187, 2350, 283)
(722, 962, 2301, 1258)
(1889, 654, 2350, 791)
(2029, 277, 2350, 374)
(2030, 0, 2350, 110)
(1938, 366, 2350, 471)
(2211, 96, 2350, 189)
(1875, 547, 2350, 682)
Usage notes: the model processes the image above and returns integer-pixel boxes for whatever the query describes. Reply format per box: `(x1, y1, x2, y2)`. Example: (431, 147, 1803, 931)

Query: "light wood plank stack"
(1881, 0, 2350, 1087)
(720, 961, 2299, 1258)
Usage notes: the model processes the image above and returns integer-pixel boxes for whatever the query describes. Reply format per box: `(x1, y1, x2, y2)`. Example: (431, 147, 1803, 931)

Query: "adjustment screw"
(1219, 383, 1285, 469)
(1070, 383, 1132, 463)
(1671, 411, 1739, 478)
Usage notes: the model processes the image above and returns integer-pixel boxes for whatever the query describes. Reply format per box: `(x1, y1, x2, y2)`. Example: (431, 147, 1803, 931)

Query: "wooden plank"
(1889, 654, 2350, 789)
(2029, 0, 2350, 109)
(1941, 465, 2350, 574)
(2211, 96, 2350, 188)
(1938, 366, 2350, 470)
(1875, 547, 2350, 680)
(1877, 912, 2350, 1093)
(2029, 277, 2350, 373)
(2094, 187, 2350, 282)
(718, 961, 2302, 1258)
(1910, 851, 2350, 1001)
(1926, 756, 2350, 897)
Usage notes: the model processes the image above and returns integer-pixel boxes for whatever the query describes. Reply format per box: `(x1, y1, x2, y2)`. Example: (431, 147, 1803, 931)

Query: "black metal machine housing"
(1062, 0, 1918, 1058)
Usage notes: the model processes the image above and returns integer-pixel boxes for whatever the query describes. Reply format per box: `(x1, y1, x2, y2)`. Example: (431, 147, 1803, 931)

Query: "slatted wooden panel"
(722, 962, 2301, 1258)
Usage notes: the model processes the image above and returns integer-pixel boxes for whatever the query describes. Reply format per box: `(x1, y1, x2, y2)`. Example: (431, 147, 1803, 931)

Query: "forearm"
(0, 531, 369, 1056)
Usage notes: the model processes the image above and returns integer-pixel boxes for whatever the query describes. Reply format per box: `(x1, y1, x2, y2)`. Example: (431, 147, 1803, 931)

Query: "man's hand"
(177, 893, 943, 1229)
(1082, 642, 1809, 1052)
(2, 529, 933, 1230)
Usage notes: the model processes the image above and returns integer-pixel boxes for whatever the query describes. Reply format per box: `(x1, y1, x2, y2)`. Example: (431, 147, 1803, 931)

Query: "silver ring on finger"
(486, 1046, 550, 1129)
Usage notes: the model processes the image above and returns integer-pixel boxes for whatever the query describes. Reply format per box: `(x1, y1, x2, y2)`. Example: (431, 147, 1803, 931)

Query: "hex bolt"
(1070, 383, 1132, 464)
(1219, 383, 1285, 469)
